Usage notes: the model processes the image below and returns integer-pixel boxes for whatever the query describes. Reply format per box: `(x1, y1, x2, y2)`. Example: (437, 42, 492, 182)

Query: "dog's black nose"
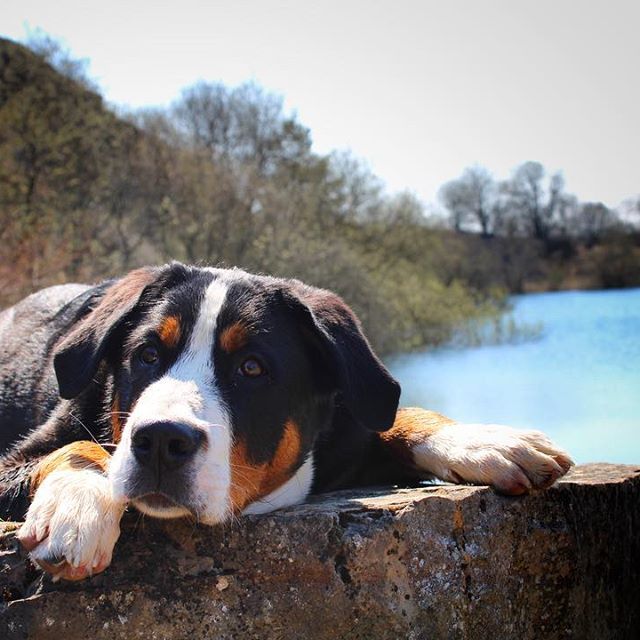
(131, 422, 204, 472)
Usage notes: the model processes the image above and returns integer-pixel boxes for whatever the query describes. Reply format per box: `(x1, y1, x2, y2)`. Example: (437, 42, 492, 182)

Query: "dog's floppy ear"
(53, 267, 161, 399)
(282, 282, 400, 431)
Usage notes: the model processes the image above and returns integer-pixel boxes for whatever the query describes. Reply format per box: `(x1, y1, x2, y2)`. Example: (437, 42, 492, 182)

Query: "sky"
(3, 0, 639, 209)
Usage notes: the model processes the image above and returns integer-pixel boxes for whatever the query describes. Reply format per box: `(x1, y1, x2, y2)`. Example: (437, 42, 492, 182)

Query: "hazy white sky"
(3, 0, 639, 208)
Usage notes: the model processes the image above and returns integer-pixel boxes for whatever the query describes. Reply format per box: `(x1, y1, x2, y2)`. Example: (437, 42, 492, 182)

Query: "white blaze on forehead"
(136, 276, 230, 422)
(109, 277, 234, 524)
(188, 277, 229, 358)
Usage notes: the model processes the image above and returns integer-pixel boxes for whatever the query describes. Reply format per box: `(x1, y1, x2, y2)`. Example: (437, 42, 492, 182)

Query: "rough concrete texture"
(0, 463, 639, 640)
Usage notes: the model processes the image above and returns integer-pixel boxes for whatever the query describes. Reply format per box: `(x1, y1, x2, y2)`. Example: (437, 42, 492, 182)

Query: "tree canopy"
(1, 36, 638, 353)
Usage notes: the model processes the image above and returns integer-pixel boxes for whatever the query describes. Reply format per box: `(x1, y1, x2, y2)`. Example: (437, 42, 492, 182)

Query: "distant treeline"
(438, 164, 640, 293)
(1, 37, 639, 354)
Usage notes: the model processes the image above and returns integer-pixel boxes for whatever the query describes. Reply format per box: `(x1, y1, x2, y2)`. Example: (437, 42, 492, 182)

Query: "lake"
(386, 288, 640, 464)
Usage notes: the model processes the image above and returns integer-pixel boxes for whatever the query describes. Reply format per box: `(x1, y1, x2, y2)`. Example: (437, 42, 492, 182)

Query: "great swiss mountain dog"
(0, 263, 572, 581)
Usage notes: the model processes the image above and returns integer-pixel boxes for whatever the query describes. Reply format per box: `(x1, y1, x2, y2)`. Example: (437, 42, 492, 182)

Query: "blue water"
(386, 288, 640, 464)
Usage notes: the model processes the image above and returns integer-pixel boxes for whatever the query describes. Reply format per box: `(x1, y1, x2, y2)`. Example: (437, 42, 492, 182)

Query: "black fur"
(0, 263, 402, 519)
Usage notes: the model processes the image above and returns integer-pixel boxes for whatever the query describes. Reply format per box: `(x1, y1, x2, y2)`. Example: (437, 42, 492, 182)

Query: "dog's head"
(53, 263, 400, 523)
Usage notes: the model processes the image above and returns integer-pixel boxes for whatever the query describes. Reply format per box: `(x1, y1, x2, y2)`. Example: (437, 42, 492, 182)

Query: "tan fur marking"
(31, 442, 111, 495)
(262, 420, 301, 495)
(379, 407, 456, 468)
(158, 315, 181, 348)
(111, 393, 122, 444)
(229, 441, 265, 512)
(229, 419, 301, 512)
(219, 322, 249, 353)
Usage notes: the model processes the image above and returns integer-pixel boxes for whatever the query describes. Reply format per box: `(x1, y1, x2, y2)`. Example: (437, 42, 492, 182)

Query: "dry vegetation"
(1, 37, 638, 354)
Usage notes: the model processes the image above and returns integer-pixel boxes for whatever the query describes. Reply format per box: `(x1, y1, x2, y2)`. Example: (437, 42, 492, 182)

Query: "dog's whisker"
(230, 475, 261, 494)
(67, 412, 106, 449)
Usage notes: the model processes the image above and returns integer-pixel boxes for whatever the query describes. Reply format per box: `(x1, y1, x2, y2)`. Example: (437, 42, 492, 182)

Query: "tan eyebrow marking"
(219, 321, 249, 353)
(158, 315, 182, 348)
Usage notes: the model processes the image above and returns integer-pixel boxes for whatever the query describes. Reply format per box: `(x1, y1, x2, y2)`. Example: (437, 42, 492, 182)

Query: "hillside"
(1, 37, 638, 355)
(0, 37, 142, 299)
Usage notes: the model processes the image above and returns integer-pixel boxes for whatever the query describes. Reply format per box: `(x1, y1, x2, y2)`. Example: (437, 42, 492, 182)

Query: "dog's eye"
(238, 357, 265, 378)
(139, 345, 160, 367)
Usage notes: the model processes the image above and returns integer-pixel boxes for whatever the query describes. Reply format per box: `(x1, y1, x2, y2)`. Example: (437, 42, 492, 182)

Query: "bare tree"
(568, 202, 620, 246)
(501, 161, 571, 241)
(327, 151, 383, 221)
(173, 81, 311, 176)
(439, 166, 496, 236)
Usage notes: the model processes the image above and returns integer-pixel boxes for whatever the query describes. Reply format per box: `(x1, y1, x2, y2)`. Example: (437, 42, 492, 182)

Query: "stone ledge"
(1, 463, 639, 640)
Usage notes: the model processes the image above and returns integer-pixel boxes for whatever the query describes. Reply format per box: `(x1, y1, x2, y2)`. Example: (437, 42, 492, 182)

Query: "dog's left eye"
(238, 357, 265, 378)
(138, 345, 160, 367)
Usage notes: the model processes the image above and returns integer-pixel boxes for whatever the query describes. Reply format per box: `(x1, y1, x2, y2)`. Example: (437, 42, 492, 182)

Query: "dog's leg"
(15, 441, 125, 581)
(378, 408, 573, 494)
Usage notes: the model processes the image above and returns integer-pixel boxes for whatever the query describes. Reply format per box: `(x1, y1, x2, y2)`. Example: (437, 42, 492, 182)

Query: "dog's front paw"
(415, 423, 574, 495)
(17, 469, 125, 581)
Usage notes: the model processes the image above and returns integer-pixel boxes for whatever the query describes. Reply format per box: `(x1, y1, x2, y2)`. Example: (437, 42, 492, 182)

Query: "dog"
(0, 262, 572, 581)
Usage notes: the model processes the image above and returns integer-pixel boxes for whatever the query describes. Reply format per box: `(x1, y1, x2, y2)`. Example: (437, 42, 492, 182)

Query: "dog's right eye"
(138, 344, 160, 367)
